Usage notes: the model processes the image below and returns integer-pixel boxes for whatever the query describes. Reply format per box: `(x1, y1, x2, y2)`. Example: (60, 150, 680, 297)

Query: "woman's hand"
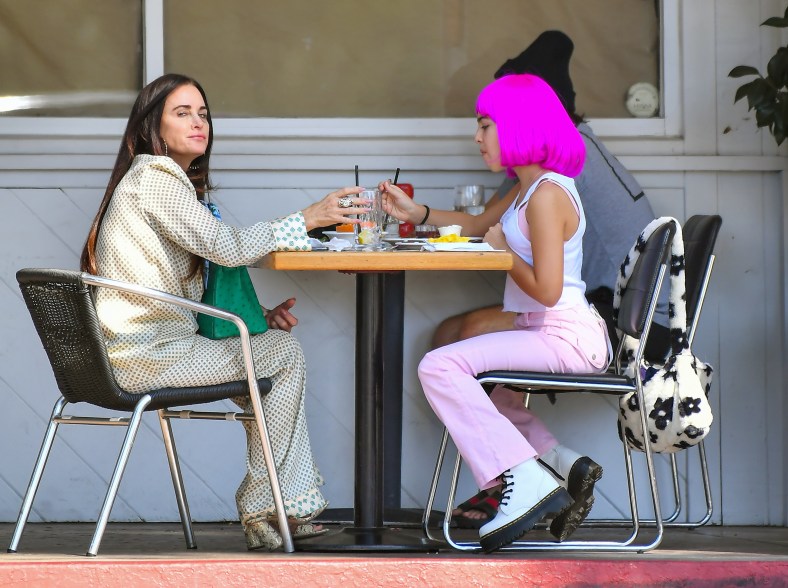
(483, 222, 509, 251)
(265, 297, 298, 332)
(301, 186, 368, 231)
(379, 180, 421, 223)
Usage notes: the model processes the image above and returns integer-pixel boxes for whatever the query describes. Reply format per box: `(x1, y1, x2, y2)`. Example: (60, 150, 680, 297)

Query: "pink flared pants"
(418, 305, 609, 489)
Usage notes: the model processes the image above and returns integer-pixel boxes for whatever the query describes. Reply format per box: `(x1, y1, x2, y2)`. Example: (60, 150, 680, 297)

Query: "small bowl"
(323, 230, 356, 243)
(438, 225, 462, 237)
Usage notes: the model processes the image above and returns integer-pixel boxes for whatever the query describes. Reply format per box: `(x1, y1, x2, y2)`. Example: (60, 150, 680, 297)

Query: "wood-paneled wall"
(0, 0, 785, 526)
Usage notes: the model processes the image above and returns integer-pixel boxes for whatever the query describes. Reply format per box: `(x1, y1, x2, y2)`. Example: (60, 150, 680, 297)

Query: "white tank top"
(502, 172, 588, 313)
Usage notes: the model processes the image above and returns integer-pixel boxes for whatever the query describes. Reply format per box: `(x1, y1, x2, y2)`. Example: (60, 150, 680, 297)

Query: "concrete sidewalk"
(2, 523, 786, 587)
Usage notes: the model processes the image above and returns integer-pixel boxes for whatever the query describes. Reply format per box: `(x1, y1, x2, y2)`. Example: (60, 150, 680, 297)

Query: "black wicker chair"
(422, 219, 677, 552)
(8, 268, 293, 556)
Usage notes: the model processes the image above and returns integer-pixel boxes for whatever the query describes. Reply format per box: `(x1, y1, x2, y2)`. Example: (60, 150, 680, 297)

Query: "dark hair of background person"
(81, 73, 214, 276)
(494, 30, 585, 126)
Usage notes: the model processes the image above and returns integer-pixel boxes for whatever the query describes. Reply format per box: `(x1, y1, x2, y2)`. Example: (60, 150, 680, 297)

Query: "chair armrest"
(80, 272, 262, 398)
(81, 272, 250, 333)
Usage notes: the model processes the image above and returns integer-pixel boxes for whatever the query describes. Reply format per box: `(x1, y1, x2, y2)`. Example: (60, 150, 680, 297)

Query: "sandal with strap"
(245, 520, 283, 551)
(450, 488, 502, 529)
(293, 522, 329, 540)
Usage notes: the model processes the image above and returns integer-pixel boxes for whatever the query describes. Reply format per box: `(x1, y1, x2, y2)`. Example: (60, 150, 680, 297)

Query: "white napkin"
(324, 237, 353, 251)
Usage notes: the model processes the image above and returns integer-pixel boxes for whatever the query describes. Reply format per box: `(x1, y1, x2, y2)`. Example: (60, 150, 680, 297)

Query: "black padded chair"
(8, 268, 293, 556)
(582, 214, 722, 530)
(658, 214, 722, 527)
(422, 219, 677, 553)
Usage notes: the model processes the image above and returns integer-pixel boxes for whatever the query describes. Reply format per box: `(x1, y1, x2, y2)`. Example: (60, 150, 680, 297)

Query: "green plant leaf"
(746, 79, 776, 109)
(729, 65, 761, 78)
(755, 107, 774, 127)
(773, 126, 785, 146)
(773, 116, 785, 142)
(776, 99, 788, 145)
(730, 6, 788, 146)
(761, 16, 788, 28)
(766, 47, 788, 89)
(734, 79, 759, 103)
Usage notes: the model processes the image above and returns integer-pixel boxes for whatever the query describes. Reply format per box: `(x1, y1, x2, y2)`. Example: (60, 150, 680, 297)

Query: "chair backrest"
(616, 220, 677, 341)
(682, 214, 722, 327)
(17, 268, 141, 410)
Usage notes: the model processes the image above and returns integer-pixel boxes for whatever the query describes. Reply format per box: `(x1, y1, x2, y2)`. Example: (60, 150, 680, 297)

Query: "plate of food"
(323, 230, 356, 243)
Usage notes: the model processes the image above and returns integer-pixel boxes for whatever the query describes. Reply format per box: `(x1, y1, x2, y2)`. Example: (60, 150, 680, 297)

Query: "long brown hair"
(80, 73, 214, 275)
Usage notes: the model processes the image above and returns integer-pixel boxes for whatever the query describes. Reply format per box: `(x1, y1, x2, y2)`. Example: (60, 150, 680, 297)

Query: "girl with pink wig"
(382, 74, 611, 552)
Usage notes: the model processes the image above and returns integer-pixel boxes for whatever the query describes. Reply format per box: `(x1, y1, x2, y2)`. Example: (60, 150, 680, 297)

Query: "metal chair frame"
(517, 215, 721, 531)
(422, 220, 677, 553)
(642, 214, 720, 528)
(8, 269, 293, 556)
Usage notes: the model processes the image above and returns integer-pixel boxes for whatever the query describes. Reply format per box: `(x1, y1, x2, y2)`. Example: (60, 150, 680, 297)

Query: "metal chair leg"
(158, 409, 197, 549)
(663, 454, 683, 523)
(87, 395, 152, 557)
(663, 440, 713, 528)
(422, 428, 450, 543)
(246, 386, 294, 553)
(7, 396, 68, 553)
(693, 440, 714, 526)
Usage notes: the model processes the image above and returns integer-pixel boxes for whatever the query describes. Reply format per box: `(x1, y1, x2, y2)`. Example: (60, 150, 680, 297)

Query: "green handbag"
(197, 262, 269, 339)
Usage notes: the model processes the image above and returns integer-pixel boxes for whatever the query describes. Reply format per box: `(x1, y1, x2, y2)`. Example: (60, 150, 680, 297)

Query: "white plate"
(323, 230, 356, 242)
(393, 242, 431, 251)
(382, 236, 428, 244)
(431, 242, 497, 251)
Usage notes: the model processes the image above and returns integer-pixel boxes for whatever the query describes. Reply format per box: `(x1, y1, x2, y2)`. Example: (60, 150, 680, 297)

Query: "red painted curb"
(1, 558, 787, 587)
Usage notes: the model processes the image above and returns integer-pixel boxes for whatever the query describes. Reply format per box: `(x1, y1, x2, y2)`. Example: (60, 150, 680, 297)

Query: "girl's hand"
(483, 222, 508, 251)
(265, 297, 298, 332)
(301, 186, 368, 230)
(379, 180, 420, 223)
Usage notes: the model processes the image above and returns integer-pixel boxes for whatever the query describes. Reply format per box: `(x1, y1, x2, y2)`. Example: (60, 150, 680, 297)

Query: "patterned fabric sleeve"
(270, 212, 311, 251)
(138, 157, 310, 261)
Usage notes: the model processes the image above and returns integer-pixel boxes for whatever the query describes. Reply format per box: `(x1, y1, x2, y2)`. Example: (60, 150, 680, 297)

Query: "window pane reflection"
(0, 0, 142, 117)
(166, 0, 659, 118)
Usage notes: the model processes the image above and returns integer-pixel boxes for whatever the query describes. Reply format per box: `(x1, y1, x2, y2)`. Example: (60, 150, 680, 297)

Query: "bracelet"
(418, 204, 431, 225)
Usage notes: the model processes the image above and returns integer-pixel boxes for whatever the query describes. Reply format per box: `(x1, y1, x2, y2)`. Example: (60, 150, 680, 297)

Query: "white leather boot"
(538, 444, 603, 541)
(479, 457, 572, 552)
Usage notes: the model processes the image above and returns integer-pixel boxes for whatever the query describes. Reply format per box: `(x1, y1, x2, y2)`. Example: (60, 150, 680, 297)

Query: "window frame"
(0, 0, 681, 140)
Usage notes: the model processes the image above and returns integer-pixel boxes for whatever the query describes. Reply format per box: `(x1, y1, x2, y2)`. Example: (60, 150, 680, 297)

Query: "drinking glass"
(356, 189, 384, 249)
(454, 185, 485, 211)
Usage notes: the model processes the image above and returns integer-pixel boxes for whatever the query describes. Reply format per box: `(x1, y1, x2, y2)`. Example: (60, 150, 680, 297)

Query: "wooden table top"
(257, 250, 513, 272)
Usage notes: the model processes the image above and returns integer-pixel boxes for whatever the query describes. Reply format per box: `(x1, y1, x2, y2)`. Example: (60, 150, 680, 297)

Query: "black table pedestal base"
(306, 272, 446, 553)
(293, 526, 443, 552)
(315, 507, 446, 529)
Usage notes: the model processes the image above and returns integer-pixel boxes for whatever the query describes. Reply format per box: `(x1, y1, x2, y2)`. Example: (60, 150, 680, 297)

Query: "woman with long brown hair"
(81, 73, 366, 550)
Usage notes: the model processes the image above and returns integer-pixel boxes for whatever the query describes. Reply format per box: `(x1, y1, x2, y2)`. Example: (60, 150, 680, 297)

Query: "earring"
(163, 139, 168, 157)
(189, 164, 199, 171)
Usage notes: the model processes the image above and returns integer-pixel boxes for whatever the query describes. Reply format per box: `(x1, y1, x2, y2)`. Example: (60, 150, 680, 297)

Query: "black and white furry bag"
(614, 217, 714, 454)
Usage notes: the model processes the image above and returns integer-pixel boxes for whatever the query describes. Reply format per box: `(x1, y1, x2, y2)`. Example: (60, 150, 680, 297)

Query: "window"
(1, 0, 677, 136)
(164, 0, 661, 119)
(0, 0, 142, 117)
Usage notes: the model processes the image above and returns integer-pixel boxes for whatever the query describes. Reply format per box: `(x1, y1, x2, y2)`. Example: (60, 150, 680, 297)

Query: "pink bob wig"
(476, 74, 585, 178)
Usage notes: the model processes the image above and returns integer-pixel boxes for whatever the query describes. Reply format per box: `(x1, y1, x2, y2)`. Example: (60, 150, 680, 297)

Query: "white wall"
(0, 0, 785, 527)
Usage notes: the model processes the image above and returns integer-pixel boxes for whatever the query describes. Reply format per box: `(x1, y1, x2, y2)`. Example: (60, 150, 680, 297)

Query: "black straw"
(355, 165, 359, 186)
(393, 168, 400, 185)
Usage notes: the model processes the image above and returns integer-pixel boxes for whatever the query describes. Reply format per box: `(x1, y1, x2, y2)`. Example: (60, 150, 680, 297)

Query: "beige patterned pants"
(142, 328, 327, 526)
